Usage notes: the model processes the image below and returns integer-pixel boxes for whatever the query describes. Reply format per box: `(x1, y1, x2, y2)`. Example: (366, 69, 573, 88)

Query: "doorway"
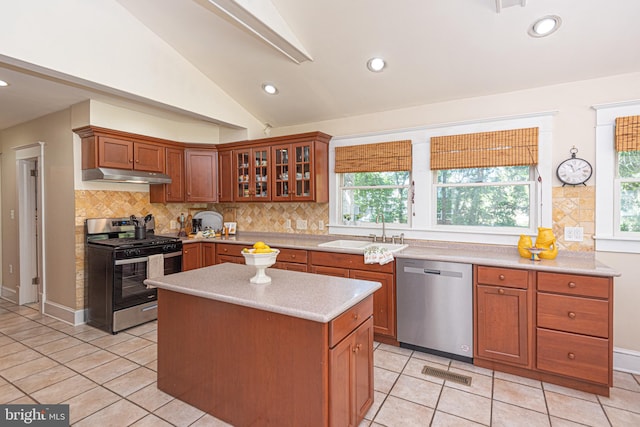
(15, 143, 45, 309)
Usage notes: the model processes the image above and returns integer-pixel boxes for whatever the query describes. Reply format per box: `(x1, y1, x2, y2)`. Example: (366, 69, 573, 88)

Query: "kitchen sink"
(317, 240, 408, 253)
(317, 240, 371, 249)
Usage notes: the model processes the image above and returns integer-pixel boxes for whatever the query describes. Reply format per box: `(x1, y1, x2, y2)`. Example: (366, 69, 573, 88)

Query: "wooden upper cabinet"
(150, 148, 185, 203)
(217, 131, 330, 203)
(217, 150, 234, 202)
(185, 149, 217, 202)
(98, 137, 164, 172)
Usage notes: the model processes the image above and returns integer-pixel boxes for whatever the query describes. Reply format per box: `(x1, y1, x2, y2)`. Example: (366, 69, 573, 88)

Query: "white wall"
(0, 0, 264, 137)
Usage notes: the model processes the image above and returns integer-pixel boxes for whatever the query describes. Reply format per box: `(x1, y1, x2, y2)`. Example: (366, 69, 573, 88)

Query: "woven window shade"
(430, 127, 539, 170)
(335, 140, 412, 173)
(615, 115, 640, 152)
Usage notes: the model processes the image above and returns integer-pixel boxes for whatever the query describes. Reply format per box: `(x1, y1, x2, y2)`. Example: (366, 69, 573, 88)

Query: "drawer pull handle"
(291, 254, 296, 259)
(353, 313, 359, 320)
(568, 352, 576, 360)
(499, 274, 505, 280)
(498, 288, 505, 295)
(568, 312, 576, 319)
(568, 282, 577, 288)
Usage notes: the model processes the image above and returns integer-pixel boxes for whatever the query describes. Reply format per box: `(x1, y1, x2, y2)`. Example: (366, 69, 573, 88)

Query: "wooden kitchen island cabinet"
(147, 263, 379, 427)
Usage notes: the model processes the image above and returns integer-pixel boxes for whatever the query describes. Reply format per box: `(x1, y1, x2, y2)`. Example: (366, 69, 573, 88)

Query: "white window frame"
(594, 100, 640, 253)
(328, 113, 553, 245)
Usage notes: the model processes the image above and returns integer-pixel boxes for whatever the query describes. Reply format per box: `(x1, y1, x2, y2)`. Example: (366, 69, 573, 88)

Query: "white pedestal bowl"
(242, 249, 279, 284)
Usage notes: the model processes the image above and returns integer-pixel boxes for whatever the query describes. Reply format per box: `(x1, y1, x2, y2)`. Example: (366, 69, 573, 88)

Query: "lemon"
(254, 248, 272, 254)
(253, 241, 267, 249)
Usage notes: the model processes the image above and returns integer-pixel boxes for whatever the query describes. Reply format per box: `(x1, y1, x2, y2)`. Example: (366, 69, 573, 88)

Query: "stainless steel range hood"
(82, 168, 172, 184)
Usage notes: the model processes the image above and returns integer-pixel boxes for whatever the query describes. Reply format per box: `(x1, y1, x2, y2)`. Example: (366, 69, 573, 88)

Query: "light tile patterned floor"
(1, 300, 639, 426)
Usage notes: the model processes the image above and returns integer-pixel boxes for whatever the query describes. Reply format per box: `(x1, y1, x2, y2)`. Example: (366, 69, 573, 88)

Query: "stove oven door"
(114, 256, 157, 310)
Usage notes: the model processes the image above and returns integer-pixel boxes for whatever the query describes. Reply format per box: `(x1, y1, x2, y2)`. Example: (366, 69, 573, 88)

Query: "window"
(617, 151, 640, 233)
(430, 127, 539, 233)
(435, 166, 533, 229)
(595, 105, 640, 253)
(340, 171, 410, 226)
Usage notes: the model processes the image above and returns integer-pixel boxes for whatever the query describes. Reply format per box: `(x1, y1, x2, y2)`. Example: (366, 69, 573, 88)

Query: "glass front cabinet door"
(271, 142, 314, 201)
(234, 148, 270, 201)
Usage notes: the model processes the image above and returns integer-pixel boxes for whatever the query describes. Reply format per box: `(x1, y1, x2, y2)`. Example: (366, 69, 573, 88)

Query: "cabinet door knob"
(135, 159, 139, 163)
(291, 254, 296, 259)
(568, 312, 576, 319)
(184, 250, 188, 254)
(498, 288, 505, 295)
(567, 352, 576, 360)
(568, 281, 577, 288)
(498, 274, 505, 280)
(353, 313, 359, 320)
(223, 248, 228, 252)
(129, 159, 134, 163)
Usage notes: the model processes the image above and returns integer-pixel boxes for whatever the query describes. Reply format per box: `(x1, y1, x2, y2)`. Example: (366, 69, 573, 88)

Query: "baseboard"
(43, 300, 86, 326)
(1, 286, 17, 303)
(613, 347, 640, 374)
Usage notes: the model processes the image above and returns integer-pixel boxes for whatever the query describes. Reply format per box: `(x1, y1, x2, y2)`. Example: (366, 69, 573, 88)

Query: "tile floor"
(1, 300, 639, 426)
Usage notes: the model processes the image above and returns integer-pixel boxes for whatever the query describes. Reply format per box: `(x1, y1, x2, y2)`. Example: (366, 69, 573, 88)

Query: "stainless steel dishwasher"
(396, 258, 473, 362)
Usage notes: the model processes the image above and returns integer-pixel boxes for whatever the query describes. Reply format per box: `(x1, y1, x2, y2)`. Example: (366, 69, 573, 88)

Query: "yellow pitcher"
(517, 235, 533, 258)
(535, 227, 558, 260)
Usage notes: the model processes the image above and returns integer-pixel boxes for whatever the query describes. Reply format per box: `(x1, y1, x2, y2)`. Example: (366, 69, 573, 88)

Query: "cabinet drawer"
(216, 243, 244, 257)
(537, 328, 609, 385)
(217, 254, 244, 265)
(476, 266, 529, 289)
(276, 248, 307, 264)
(537, 272, 610, 299)
(329, 296, 373, 348)
(537, 293, 609, 338)
(310, 251, 394, 273)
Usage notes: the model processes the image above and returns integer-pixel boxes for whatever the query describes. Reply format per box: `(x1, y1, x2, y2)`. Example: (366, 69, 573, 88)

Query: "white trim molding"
(614, 347, 640, 375)
(43, 300, 86, 326)
(1, 287, 17, 303)
(593, 101, 640, 253)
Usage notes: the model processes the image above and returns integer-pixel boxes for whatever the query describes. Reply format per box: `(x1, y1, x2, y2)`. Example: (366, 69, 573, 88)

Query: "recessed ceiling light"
(0, 79, 8, 87)
(262, 83, 278, 95)
(528, 15, 562, 38)
(367, 57, 386, 72)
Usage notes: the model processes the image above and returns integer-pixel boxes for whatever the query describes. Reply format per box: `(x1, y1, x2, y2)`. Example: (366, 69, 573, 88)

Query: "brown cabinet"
(273, 248, 308, 272)
(202, 243, 216, 267)
(310, 251, 396, 342)
(182, 243, 202, 271)
(215, 242, 245, 265)
(185, 149, 218, 202)
(536, 272, 613, 390)
(234, 147, 270, 201)
(99, 137, 165, 172)
(329, 315, 374, 427)
(272, 141, 324, 202)
(150, 148, 184, 203)
(474, 266, 614, 396)
(216, 132, 330, 202)
(217, 150, 234, 202)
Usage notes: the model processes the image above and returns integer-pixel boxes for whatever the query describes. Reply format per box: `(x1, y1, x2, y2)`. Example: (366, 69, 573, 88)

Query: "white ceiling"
(1, 0, 640, 131)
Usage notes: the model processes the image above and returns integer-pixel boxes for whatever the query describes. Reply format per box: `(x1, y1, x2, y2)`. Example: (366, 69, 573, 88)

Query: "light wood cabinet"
(310, 251, 396, 343)
(185, 149, 218, 202)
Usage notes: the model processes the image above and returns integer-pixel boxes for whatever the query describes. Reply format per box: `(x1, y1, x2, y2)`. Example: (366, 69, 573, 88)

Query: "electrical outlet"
(296, 219, 307, 230)
(318, 220, 325, 230)
(285, 219, 291, 229)
(170, 220, 177, 229)
(9, 264, 13, 274)
(564, 226, 584, 242)
(10, 209, 14, 220)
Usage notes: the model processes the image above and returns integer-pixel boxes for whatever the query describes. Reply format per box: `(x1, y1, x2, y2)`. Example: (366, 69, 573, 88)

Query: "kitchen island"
(145, 262, 381, 427)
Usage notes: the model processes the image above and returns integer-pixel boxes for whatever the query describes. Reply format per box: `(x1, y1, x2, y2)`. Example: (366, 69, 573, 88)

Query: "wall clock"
(556, 147, 592, 186)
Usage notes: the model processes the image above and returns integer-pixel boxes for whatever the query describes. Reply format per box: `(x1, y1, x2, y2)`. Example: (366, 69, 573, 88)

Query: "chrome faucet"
(375, 213, 387, 243)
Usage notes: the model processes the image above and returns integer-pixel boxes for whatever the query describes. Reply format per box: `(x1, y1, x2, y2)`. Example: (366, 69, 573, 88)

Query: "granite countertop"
(172, 232, 620, 278)
(144, 262, 382, 323)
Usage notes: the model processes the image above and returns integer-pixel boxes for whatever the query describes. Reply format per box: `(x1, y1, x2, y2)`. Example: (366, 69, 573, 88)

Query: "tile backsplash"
(551, 185, 595, 251)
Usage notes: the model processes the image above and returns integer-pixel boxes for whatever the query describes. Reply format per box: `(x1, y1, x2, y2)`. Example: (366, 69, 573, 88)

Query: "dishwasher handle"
(403, 266, 464, 278)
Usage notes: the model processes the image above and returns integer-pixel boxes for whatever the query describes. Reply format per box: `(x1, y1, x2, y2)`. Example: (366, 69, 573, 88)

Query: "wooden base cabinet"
(310, 251, 396, 343)
(182, 243, 202, 271)
(474, 266, 614, 396)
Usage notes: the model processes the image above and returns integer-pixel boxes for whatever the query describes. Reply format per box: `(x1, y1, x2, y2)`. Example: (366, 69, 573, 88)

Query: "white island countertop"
(144, 262, 382, 323)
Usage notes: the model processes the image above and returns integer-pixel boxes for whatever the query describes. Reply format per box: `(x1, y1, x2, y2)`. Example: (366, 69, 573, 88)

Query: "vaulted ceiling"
(1, 0, 640, 131)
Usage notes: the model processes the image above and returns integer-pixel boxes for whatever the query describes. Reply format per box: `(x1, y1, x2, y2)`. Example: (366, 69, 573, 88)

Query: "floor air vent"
(421, 366, 472, 386)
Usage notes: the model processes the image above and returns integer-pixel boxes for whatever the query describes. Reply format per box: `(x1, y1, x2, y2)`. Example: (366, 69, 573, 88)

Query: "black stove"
(85, 217, 183, 334)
